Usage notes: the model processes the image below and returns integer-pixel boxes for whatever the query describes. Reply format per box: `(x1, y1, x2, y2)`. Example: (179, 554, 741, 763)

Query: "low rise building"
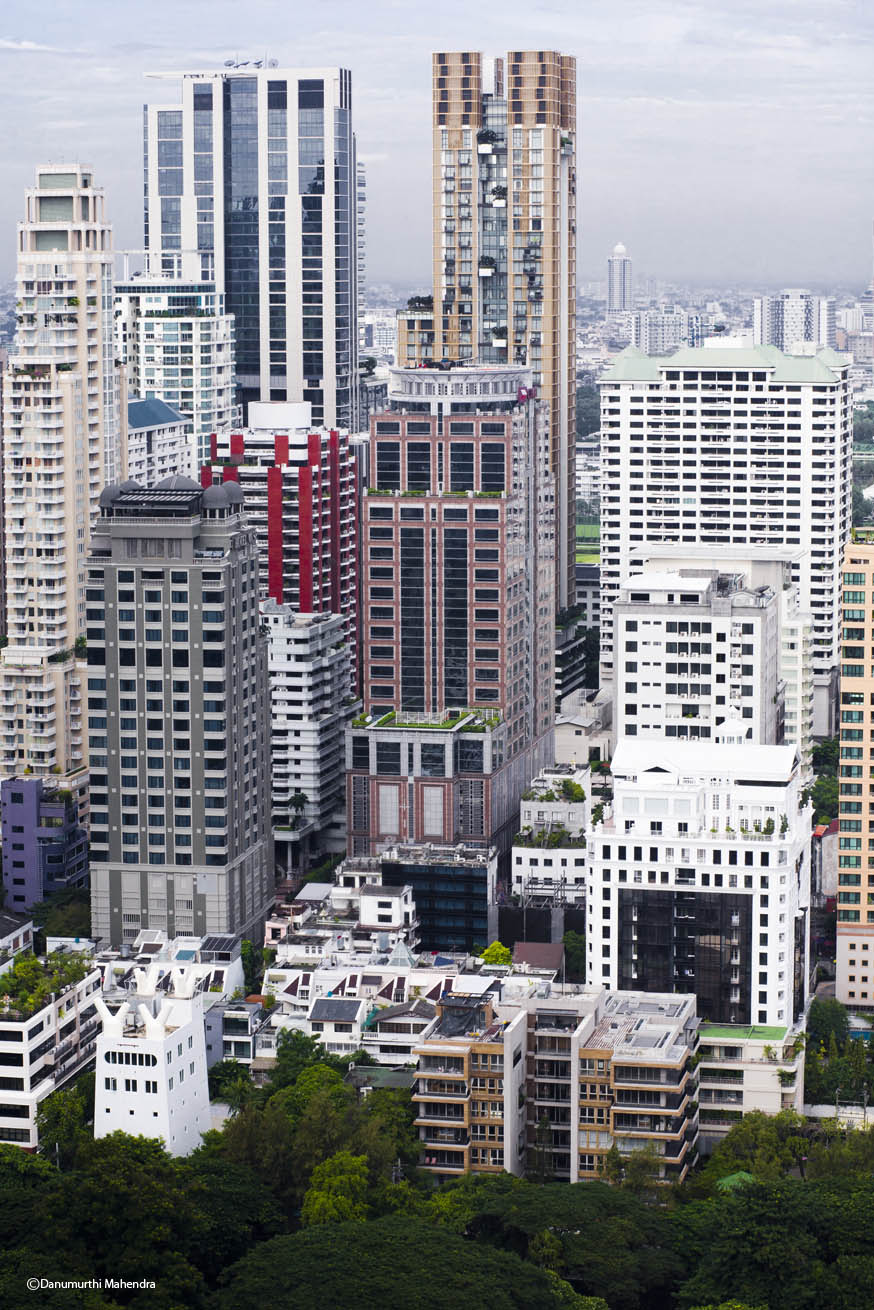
(0, 951, 102, 1148)
(94, 970, 211, 1156)
(696, 1020, 806, 1150)
(204, 999, 270, 1069)
(0, 912, 34, 977)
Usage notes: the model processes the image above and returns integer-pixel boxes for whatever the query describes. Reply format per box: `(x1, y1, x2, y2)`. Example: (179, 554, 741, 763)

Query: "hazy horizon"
(1, 0, 872, 289)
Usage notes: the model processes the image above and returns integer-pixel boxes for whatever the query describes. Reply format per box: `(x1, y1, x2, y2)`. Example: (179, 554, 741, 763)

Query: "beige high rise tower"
(0, 165, 126, 806)
(836, 533, 874, 1004)
(398, 50, 576, 607)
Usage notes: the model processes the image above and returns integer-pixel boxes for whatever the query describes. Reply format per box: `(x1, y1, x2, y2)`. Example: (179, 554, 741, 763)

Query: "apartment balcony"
(414, 1079, 470, 1099)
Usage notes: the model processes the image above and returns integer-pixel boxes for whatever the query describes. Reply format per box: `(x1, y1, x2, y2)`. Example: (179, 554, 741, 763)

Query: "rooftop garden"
(522, 779, 585, 804)
(513, 825, 586, 849)
(0, 951, 91, 1019)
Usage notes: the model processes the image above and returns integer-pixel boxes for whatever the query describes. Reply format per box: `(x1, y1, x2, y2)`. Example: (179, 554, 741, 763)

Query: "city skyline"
(0, 0, 871, 288)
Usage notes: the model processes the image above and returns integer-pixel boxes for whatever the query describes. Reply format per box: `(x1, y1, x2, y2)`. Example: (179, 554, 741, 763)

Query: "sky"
(1, 0, 872, 290)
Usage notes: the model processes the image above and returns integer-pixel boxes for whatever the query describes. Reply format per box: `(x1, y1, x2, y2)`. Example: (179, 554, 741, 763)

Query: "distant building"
(1, 777, 88, 911)
(94, 972, 211, 1155)
(630, 308, 704, 354)
(126, 397, 191, 484)
(607, 242, 633, 314)
(753, 289, 836, 351)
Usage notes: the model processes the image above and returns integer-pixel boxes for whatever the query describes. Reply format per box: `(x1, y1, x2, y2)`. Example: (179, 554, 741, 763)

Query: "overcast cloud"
(1, 0, 872, 288)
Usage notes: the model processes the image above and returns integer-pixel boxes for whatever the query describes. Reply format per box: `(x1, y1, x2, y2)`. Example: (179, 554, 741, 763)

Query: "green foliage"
(810, 773, 838, 823)
(583, 625, 599, 687)
(481, 940, 512, 965)
(687, 1110, 808, 1196)
(812, 737, 839, 775)
(0, 950, 90, 1017)
(35, 1074, 93, 1170)
(562, 930, 586, 982)
(240, 939, 263, 994)
(208, 1058, 253, 1102)
(576, 383, 600, 440)
(215, 1214, 581, 1310)
(855, 402, 874, 446)
(30, 887, 91, 947)
(807, 996, 850, 1048)
(300, 1149, 370, 1226)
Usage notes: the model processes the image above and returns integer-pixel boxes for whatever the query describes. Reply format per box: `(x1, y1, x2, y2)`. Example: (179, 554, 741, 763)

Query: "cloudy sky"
(1, 0, 872, 289)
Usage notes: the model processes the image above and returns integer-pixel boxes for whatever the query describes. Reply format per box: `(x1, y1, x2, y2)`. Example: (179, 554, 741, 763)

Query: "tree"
(562, 930, 586, 982)
(29, 887, 90, 950)
(812, 738, 839, 775)
(810, 774, 838, 824)
(215, 1214, 583, 1310)
(240, 939, 263, 994)
(361, 355, 377, 376)
(853, 482, 872, 527)
(576, 383, 600, 441)
(300, 1150, 370, 1226)
(208, 1058, 253, 1102)
(808, 997, 850, 1049)
(582, 626, 599, 688)
(481, 940, 512, 966)
(35, 1078, 91, 1170)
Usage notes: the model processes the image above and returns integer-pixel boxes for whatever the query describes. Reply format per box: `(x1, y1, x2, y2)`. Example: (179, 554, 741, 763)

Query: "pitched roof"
(309, 997, 363, 1022)
(127, 396, 188, 430)
(512, 940, 565, 970)
(373, 999, 436, 1023)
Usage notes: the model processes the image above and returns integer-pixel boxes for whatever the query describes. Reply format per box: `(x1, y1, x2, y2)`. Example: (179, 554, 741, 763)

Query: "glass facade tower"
(144, 67, 359, 429)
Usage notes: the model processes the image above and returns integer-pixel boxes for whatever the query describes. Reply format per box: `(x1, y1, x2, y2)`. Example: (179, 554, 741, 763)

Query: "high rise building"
(261, 601, 350, 870)
(399, 50, 575, 607)
(346, 364, 555, 860)
(617, 547, 815, 783)
(0, 165, 126, 806)
(144, 66, 359, 428)
(836, 533, 874, 1005)
(86, 476, 272, 946)
(206, 400, 359, 695)
(630, 308, 704, 355)
(115, 256, 237, 471)
(754, 289, 836, 351)
(586, 739, 811, 1028)
(607, 242, 633, 314)
(599, 343, 852, 736)
(126, 397, 191, 484)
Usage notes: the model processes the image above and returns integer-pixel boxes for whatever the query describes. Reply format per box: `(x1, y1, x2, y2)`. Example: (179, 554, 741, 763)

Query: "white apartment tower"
(0, 165, 126, 799)
(94, 971, 210, 1155)
(599, 343, 851, 736)
(754, 289, 836, 352)
(144, 67, 359, 430)
(607, 242, 632, 314)
(261, 601, 351, 871)
(611, 553, 815, 782)
(586, 739, 811, 1028)
(115, 254, 237, 471)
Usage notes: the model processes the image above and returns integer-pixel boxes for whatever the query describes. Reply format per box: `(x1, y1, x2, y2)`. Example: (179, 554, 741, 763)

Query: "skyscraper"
(207, 400, 360, 695)
(115, 253, 237, 471)
(86, 476, 272, 946)
(836, 533, 874, 1004)
(346, 364, 555, 859)
(400, 50, 576, 607)
(607, 242, 632, 314)
(0, 165, 126, 805)
(754, 289, 836, 351)
(599, 342, 852, 736)
(144, 66, 359, 429)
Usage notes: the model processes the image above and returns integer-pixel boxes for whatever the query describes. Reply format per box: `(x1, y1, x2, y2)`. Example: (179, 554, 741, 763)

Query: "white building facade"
(115, 265, 236, 471)
(607, 242, 632, 314)
(754, 290, 836, 352)
(126, 397, 191, 484)
(599, 342, 852, 736)
(94, 972, 211, 1155)
(585, 740, 812, 1028)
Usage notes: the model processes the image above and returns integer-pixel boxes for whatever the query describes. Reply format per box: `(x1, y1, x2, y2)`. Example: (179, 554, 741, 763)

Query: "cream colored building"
(0, 166, 126, 803)
(405, 50, 576, 608)
(836, 534, 874, 1005)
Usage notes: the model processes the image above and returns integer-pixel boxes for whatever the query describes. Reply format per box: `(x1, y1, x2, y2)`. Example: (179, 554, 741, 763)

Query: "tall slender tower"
(606, 242, 632, 314)
(399, 50, 576, 607)
(0, 165, 126, 805)
(144, 66, 359, 430)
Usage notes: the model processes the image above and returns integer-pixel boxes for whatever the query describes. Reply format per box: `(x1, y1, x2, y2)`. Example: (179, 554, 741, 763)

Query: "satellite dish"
(224, 59, 234, 66)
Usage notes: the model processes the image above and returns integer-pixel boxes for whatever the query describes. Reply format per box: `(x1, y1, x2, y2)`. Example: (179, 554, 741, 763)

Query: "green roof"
(700, 1024, 787, 1042)
(601, 342, 849, 385)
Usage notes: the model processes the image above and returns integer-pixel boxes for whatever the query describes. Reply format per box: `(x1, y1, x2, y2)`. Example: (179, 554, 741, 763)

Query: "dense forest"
(10, 1027, 874, 1309)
